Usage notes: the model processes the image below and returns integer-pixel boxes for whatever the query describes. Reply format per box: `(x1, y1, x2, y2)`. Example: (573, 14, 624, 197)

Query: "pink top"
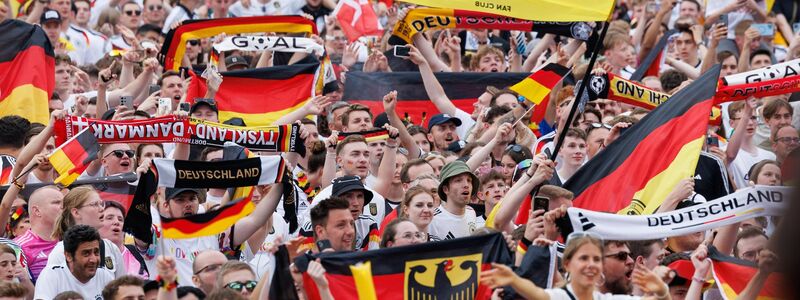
(14, 230, 57, 282)
(121, 246, 148, 279)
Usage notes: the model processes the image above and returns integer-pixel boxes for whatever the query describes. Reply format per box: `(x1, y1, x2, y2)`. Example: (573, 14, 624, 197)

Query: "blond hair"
(53, 186, 97, 240)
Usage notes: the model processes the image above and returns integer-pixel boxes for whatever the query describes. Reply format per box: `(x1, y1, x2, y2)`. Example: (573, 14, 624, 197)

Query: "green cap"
(437, 161, 479, 201)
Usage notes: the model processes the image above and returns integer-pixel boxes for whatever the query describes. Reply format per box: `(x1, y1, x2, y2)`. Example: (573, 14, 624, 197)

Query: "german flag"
(510, 63, 570, 136)
(563, 65, 721, 215)
(708, 246, 785, 300)
(338, 129, 389, 143)
(294, 233, 512, 300)
(343, 72, 529, 128)
(185, 63, 320, 126)
(48, 126, 100, 187)
(161, 194, 256, 239)
(0, 20, 55, 125)
(160, 16, 316, 71)
(0, 156, 14, 185)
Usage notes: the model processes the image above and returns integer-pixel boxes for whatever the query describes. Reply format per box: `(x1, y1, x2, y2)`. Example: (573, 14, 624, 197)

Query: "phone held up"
(393, 45, 411, 58)
(533, 196, 550, 213)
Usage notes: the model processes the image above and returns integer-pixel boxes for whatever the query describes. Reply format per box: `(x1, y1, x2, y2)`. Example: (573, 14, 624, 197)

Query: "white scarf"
(213, 36, 325, 56)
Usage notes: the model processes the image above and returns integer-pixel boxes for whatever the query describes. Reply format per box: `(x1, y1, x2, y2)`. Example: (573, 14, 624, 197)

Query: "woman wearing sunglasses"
(481, 234, 671, 300)
(216, 261, 258, 297)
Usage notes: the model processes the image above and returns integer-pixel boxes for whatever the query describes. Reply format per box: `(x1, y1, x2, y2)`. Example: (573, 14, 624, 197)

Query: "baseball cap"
(164, 188, 201, 201)
(331, 175, 373, 205)
(427, 113, 462, 131)
(225, 55, 249, 69)
(190, 98, 218, 114)
(40, 10, 61, 25)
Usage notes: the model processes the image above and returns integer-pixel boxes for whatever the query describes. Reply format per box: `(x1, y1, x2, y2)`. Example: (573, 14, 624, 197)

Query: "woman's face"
(0, 253, 17, 282)
(755, 163, 782, 186)
(500, 155, 516, 182)
(74, 192, 104, 229)
(390, 221, 426, 247)
(412, 133, 431, 153)
(99, 206, 124, 245)
(565, 243, 603, 289)
(427, 158, 444, 177)
(404, 193, 435, 228)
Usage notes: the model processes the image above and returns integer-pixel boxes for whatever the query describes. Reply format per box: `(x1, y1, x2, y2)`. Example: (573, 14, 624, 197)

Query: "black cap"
(427, 113, 462, 131)
(331, 175, 373, 205)
(190, 98, 218, 114)
(164, 188, 201, 201)
(225, 55, 249, 69)
(143, 280, 159, 293)
(41, 10, 62, 25)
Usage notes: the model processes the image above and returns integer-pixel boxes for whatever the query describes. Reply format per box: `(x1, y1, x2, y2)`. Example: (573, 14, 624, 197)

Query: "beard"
(603, 278, 631, 295)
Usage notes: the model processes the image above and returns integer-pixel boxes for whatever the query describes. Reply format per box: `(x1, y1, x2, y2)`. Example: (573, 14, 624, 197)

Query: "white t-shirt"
(228, 0, 304, 17)
(45, 239, 126, 279)
(309, 184, 387, 226)
(143, 225, 223, 286)
(454, 108, 477, 141)
(244, 216, 290, 281)
(724, 146, 776, 189)
(162, 4, 195, 34)
(544, 284, 641, 300)
(429, 205, 478, 240)
(34, 264, 114, 300)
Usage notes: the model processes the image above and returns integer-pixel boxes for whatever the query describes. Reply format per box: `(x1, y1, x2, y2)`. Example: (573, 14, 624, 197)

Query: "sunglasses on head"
(124, 10, 142, 16)
(225, 280, 258, 292)
(505, 144, 523, 153)
(105, 150, 135, 158)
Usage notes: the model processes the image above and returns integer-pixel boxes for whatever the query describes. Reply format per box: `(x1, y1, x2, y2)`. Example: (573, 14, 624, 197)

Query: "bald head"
(192, 250, 228, 294)
(28, 186, 64, 227)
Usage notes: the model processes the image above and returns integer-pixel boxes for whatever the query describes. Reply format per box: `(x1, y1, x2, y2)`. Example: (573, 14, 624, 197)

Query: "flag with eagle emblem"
(293, 233, 511, 300)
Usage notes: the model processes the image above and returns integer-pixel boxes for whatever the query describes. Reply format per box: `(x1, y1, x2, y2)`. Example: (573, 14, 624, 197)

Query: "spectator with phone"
(706, 0, 768, 39)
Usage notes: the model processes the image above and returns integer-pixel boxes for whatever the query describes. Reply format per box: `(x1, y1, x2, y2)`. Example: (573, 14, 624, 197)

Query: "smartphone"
(794, 23, 800, 34)
(707, 136, 719, 148)
(752, 23, 775, 37)
(646, 2, 659, 13)
(315, 239, 332, 252)
(157, 97, 172, 115)
(515, 32, 527, 55)
(148, 84, 160, 95)
(533, 196, 550, 212)
(120, 96, 134, 109)
(393, 45, 410, 58)
(517, 159, 533, 170)
(719, 14, 728, 26)
(179, 102, 190, 112)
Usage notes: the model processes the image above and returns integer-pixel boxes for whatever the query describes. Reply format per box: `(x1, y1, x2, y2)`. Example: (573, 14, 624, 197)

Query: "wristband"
(12, 180, 23, 190)
(156, 275, 178, 291)
(691, 276, 705, 283)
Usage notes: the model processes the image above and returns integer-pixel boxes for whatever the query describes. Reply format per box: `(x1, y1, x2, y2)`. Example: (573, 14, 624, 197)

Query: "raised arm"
(108, 58, 158, 107)
(412, 31, 451, 72)
(232, 182, 284, 246)
(273, 96, 332, 126)
(371, 125, 400, 196)
(321, 131, 339, 189)
(490, 159, 554, 232)
(407, 45, 457, 115)
(383, 91, 421, 159)
(738, 250, 777, 300)
(640, 0, 676, 62)
(738, 27, 759, 73)
(701, 24, 727, 75)
(481, 263, 551, 300)
(725, 99, 753, 164)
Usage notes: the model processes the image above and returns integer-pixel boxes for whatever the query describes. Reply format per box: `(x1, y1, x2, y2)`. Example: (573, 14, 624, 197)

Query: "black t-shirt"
(692, 151, 733, 203)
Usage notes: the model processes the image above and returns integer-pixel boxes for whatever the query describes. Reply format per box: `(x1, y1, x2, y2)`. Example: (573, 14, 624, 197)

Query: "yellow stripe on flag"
(49, 149, 78, 186)
(217, 99, 308, 126)
(625, 137, 704, 215)
(0, 84, 50, 125)
(397, 0, 615, 22)
(349, 262, 377, 300)
(161, 201, 256, 239)
(511, 77, 550, 105)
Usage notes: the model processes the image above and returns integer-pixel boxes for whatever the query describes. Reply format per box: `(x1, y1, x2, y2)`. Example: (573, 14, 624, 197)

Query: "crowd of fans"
(0, 0, 798, 299)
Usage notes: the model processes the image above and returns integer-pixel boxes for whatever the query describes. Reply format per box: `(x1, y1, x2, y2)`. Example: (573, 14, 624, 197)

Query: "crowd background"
(0, 0, 799, 299)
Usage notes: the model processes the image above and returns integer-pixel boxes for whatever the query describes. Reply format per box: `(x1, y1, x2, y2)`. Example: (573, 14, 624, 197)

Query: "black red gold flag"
(294, 233, 512, 300)
(343, 72, 528, 128)
(185, 63, 320, 126)
(510, 63, 570, 136)
(269, 245, 301, 300)
(0, 156, 14, 185)
(708, 246, 785, 300)
(0, 19, 55, 124)
(159, 16, 316, 71)
(563, 65, 721, 215)
(48, 126, 100, 187)
(337, 129, 389, 143)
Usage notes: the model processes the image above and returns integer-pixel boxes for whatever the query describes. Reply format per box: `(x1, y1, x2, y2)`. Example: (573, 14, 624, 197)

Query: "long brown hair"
(52, 186, 97, 240)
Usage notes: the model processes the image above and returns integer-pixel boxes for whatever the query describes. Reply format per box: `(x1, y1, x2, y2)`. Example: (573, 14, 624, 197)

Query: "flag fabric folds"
(510, 63, 570, 136)
(159, 16, 317, 71)
(0, 19, 55, 125)
(294, 233, 512, 300)
(161, 194, 257, 239)
(48, 127, 100, 187)
(0, 156, 14, 185)
(563, 65, 722, 215)
(708, 246, 785, 300)
(185, 63, 320, 126)
(334, 0, 384, 42)
(389, 8, 596, 45)
(395, 0, 615, 22)
(269, 245, 301, 300)
(343, 71, 528, 128)
(338, 129, 389, 143)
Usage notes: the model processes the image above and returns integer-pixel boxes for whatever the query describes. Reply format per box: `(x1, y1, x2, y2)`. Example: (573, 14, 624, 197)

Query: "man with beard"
(601, 240, 635, 295)
(427, 114, 462, 153)
(34, 225, 114, 299)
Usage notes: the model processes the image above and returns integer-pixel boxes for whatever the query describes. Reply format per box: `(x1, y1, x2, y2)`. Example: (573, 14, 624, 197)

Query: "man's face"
(367, 140, 385, 166)
(642, 243, 666, 270)
(192, 251, 228, 294)
(138, 31, 162, 44)
(560, 136, 587, 167)
(586, 128, 609, 159)
(221, 269, 256, 297)
(55, 63, 73, 92)
(605, 43, 634, 69)
(191, 106, 219, 123)
(303, 123, 320, 149)
(32, 188, 64, 224)
(477, 53, 504, 72)
(37, 138, 56, 171)
(479, 179, 506, 210)
(113, 285, 145, 300)
(102, 143, 134, 175)
(74, 1, 91, 25)
(494, 93, 518, 110)
(43, 22, 61, 45)
(337, 142, 370, 178)
(443, 173, 473, 207)
(160, 75, 184, 103)
(736, 235, 768, 262)
(49, 0, 70, 19)
(344, 110, 372, 133)
(679, 1, 700, 19)
(766, 106, 793, 132)
(324, 29, 347, 56)
(143, 0, 165, 23)
(750, 54, 771, 70)
(721, 55, 738, 77)
(675, 32, 697, 61)
(120, 3, 142, 30)
(209, 0, 231, 15)
(667, 231, 704, 252)
(67, 240, 101, 281)
(330, 106, 348, 131)
(406, 163, 434, 184)
(341, 190, 366, 219)
(166, 192, 200, 217)
(603, 243, 634, 294)
(773, 126, 799, 160)
(84, 104, 97, 119)
(316, 209, 355, 252)
(428, 122, 458, 152)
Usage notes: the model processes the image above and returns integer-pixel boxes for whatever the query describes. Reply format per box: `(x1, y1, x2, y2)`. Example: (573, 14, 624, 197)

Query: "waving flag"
(708, 246, 785, 300)
(294, 233, 512, 300)
(0, 20, 55, 125)
(396, 0, 615, 22)
(563, 65, 721, 215)
(48, 127, 100, 187)
(334, 0, 383, 42)
(510, 63, 570, 136)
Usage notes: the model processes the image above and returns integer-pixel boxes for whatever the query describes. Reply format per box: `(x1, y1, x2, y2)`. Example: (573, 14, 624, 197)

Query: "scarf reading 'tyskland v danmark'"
(563, 185, 790, 241)
(53, 115, 305, 156)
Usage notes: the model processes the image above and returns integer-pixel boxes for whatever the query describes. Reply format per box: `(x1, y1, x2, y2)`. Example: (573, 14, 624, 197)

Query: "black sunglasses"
(105, 150, 135, 159)
(188, 40, 200, 46)
(604, 251, 631, 261)
(225, 280, 258, 292)
(124, 10, 142, 16)
(505, 144, 523, 153)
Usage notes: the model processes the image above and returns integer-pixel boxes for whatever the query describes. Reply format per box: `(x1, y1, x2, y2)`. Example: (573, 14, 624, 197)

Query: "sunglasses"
(605, 251, 632, 261)
(566, 231, 604, 245)
(105, 150, 135, 159)
(147, 4, 162, 10)
(188, 40, 200, 46)
(194, 263, 222, 275)
(225, 280, 258, 292)
(124, 10, 142, 16)
(331, 175, 362, 184)
(505, 144, 523, 153)
(589, 123, 612, 129)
